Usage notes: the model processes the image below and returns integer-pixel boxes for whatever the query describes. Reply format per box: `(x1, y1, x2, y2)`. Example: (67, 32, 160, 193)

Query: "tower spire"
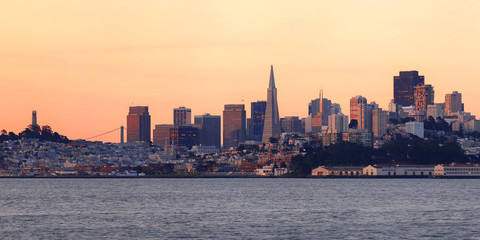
(269, 65, 275, 89)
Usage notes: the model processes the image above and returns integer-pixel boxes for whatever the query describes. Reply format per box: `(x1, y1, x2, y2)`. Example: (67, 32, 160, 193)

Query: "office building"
(394, 71, 425, 107)
(327, 113, 349, 133)
(153, 124, 174, 146)
(174, 107, 191, 126)
(350, 96, 374, 132)
(280, 116, 302, 133)
(262, 65, 281, 142)
(406, 121, 424, 138)
(372, 108, 388, 138)
(194, 114, 221, 149)
(427, 104, 445, 120)
(170, 125, 199, 148)
(250, 101, 267, 141)
(127, 106, 151, 142)
(414, 84, 434, 112)
(223, 104, 246, 149)
(445, 91, 463, 116)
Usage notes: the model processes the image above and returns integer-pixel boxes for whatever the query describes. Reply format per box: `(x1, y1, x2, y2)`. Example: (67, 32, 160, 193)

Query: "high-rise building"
(194, 114, 221, 149)
(173, 107, 191, 126)
(445, 91, 463, 116)
(327, 113, 349, 133)
(223, 104, 246, 149)
(250, 101, 267, 141)
(350, 96, 376, 132)
(427, 103, 445, 120)
(170, 125, 199, 148)
(127, 106, 151, 142)
(308, 94, 332, 127)
(414, 84, 434, 112)
(153, 124, 174, 146)
(32, 110, 38, 127)
(262, 65, 281, 142)
(280, 116, 302, 133)
(372, 108, 388, 138)
(394, 71, 425, 107)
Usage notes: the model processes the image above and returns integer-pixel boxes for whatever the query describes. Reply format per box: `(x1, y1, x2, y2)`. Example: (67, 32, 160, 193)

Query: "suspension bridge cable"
(85, 127, 121, 140)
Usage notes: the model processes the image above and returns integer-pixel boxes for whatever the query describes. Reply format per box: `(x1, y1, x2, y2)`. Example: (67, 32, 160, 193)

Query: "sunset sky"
(1, 0, 480, 142)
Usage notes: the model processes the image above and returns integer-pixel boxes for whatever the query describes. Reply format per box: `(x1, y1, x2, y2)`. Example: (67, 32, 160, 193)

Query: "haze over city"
(1, 0, 480, 142)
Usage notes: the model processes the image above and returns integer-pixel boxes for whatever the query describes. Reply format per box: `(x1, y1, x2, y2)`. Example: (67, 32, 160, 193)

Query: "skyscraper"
(173, 107, 191, 126)
(350, 96, 367, 129)
(280, 116, 303, 133)
(445, 91, 463, 116)
(194, 114, 221, 149)
(223, 104, 246, 149)
(127, 106, 151, 142)
(372, 108, 388, 138)
(153, 124, 174, 146)
(394, 71, 425, 107)
(250, 101, 267, 141)
(414, 84, 434, 112)
(262, 65, 281, 142)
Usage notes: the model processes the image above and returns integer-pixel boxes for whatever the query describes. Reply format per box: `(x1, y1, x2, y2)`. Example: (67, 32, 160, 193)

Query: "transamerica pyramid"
(262, 65, 282, 143)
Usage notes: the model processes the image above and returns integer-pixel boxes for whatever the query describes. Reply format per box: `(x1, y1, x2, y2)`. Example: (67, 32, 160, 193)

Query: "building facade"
(127, 106, 151, 142)
(372, 108, 388, 138)
(170, 125, 199, 148)
(414, 84, 434, 112)
(173, 107, 191, 126)
(394, 71, 425, 107)
(223, 104, 246, 149)
(280, 116, 303, 133)
(262, 65, 281, 142)
(152, 124, 174, 146)
(445, 91, 463, 116)
(194, 114, 221, 149)
(250, 101, 267, 141)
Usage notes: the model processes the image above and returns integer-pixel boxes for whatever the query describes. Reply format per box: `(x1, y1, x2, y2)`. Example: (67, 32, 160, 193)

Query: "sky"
(1, 0, 480, 143)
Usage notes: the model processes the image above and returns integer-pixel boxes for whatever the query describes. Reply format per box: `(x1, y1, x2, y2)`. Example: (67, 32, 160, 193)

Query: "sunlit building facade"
(223, 104, 246, 149)
(173, 107, 191, 126)
(394, 71, 425, 107)
(127, 106, 151, 142)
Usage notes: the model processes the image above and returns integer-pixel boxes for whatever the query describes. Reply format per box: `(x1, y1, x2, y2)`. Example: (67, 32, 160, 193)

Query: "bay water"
(1, 178, 479, 239)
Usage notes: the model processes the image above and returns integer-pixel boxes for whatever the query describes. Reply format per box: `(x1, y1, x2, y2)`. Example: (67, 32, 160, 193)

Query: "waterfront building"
(434, 164, 480, 177)
(280, 116, 302, 133)
(223, 104, 246, 149)
(173, 107, 191, 126)
(262, 65, 281, 142)
(405, 121, 424, 138)
(250, 101, 267, 141)
(153, 124, 174, 146)
(363, 165, 434, 176)
(311, 166, 364, 176)
(127, 106, 151, 142)
(194, 113, 221, 149)
(414, 84, 434, 112)
(372, 108, 388, 138)
(445, 91, 463, 116)
(393, 71, 425, 107)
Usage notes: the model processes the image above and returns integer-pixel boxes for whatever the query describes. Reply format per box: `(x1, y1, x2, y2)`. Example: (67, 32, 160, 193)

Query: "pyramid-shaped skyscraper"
(262, 65, 281, 142)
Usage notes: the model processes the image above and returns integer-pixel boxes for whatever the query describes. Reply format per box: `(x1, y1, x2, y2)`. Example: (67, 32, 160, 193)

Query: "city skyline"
(1, 1, 480, 142)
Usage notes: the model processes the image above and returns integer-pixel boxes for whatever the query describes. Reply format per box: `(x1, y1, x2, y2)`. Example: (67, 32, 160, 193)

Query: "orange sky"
(1, 0, 480, 142)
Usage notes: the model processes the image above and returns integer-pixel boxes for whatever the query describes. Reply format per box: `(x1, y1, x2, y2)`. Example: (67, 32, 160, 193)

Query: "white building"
(372, 108, 388, 138)
(434, 164, 480, 177)
(256, 164, 274, 176)
(311, 166, 363, 176)
(363, 165, 434, 176)
(405, 121, 424, 138)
